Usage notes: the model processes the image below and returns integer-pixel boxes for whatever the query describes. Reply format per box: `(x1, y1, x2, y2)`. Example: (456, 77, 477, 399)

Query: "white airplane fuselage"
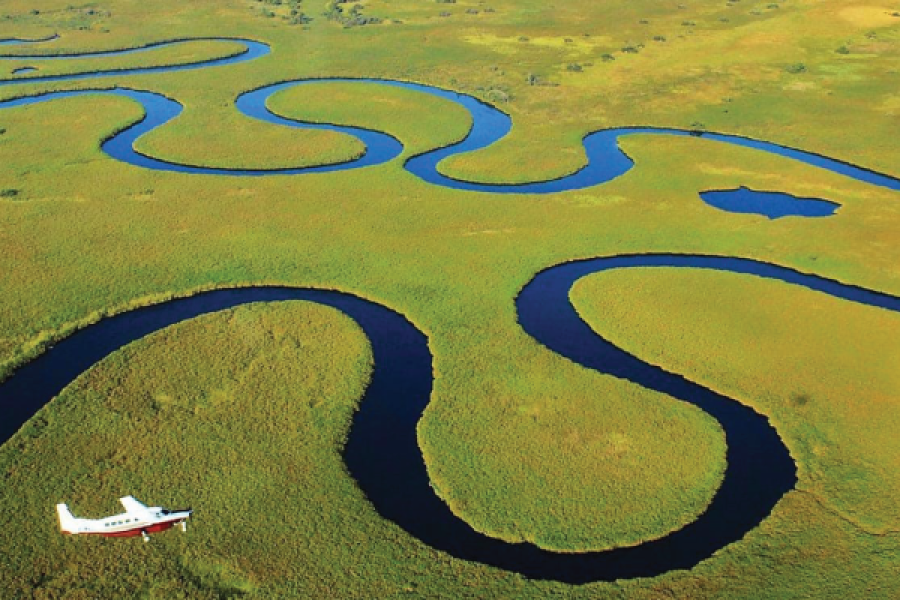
(57, 496, 192, 540)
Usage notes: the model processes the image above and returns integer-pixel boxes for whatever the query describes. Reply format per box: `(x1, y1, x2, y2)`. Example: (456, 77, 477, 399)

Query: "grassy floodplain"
(571, 268, 900, 534)
(0, 0, 899, 596)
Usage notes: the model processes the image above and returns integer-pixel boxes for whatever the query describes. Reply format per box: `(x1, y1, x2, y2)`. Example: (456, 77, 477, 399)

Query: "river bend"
(2, 35, 899, 583)
(1, 255, 898, 582)
(1, 37, 899, 193)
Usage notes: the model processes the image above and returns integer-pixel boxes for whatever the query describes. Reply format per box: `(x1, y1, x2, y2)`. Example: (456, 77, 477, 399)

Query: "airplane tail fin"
(56, 503, 78, 534)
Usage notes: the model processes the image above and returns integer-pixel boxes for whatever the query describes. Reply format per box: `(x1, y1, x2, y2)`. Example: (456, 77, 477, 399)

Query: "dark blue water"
(700, 186, 840, 219)
(2, 34, 900, 583)
(2, 257, 899, 582)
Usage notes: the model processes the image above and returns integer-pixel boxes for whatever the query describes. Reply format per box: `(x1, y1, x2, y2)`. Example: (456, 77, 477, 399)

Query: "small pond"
(700, 186, 839, 219)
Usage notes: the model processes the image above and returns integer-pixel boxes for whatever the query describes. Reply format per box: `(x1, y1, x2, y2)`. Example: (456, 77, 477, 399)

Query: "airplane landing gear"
(181, 521, 187, 532)
(141, 530, 150, 542)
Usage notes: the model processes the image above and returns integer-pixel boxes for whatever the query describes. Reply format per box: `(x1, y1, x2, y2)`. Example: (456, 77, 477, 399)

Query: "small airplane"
(57, 496, 192, 542)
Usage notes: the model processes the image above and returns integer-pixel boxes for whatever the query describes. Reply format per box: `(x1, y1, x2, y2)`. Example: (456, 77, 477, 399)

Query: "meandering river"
(1, 36, 898, 583)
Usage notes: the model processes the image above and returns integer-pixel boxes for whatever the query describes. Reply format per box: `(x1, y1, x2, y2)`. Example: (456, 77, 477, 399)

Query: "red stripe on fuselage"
(85, 518, 184, 538)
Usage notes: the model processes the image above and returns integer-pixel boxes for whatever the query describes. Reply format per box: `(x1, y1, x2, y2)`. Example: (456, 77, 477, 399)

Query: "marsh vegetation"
(0, 0, 899, 597)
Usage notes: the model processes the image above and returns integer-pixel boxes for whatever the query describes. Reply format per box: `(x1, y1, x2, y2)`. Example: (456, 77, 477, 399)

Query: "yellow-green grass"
(134, 98, 368, 171)
(6, 0, 900, 185)
(0, 39, 248, 79)
(570, 267, 900, 534)
(424, 346, 726, 552)
(0, 301, 377, 597)
(267, 81, 473, 158)
(2, 91, 898, 595)
(2, 302, 895, 599)
(0, 0, 899, 596)
(136, 79, 474, 171)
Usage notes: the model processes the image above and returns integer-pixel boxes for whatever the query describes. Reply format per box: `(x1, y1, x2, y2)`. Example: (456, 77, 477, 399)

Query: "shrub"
(791, 393, 812, 407)
(484, 88, 509, 103)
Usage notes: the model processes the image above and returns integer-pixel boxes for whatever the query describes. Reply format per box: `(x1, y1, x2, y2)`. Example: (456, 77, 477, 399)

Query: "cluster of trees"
(253, 0, 310, 25)
(324, 0, 382, 27)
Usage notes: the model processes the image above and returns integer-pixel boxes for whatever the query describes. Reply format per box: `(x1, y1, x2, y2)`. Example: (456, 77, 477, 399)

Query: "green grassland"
(571, 268, 900, 534)
(0, 302, 379, 598)
(0, 0, 899, 596)
(268, 82, 473, 159)
(0, 39, 249, 77)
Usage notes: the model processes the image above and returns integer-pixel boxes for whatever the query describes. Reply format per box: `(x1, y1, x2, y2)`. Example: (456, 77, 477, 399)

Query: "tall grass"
(0, 0, 899, 596)
(572, 268, 900, 534)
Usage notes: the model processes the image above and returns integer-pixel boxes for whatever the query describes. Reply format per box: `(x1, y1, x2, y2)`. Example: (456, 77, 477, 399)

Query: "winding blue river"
(1, 36, 899, 194)
(0, 36, 270, 87)
(1, 35, 899, 584)
(1, 257, 898, 583)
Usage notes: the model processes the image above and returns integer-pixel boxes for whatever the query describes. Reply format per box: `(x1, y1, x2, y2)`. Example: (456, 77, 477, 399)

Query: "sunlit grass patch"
(136, 100, 367, 171)
(422, 358, 726, 552)
(0, 39, 247, 77)
(267, 80, 472, 158)
(1, 0, 900, 595)
(0, 301, 375, 597)
(571, 267, 900, 533)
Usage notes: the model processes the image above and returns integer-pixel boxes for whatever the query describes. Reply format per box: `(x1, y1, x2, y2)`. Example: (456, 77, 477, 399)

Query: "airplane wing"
(120, 495, 151, 516)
